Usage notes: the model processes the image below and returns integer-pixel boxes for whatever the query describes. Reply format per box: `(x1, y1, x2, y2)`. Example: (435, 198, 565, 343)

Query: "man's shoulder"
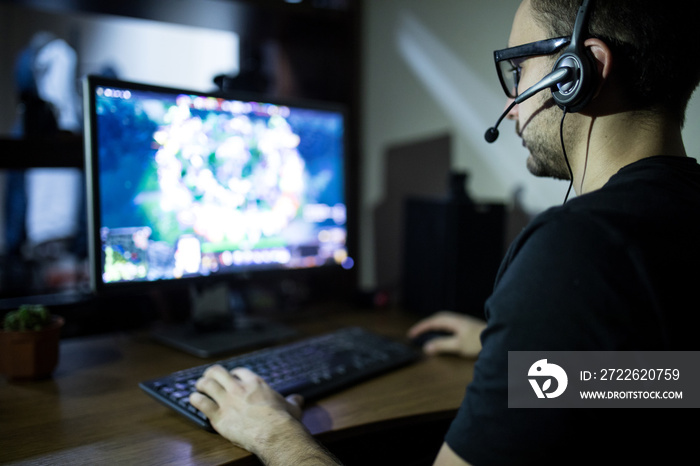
(520, 156, 700, 245)
(581, 155, 700, 211)
(509, 204, 621, 259)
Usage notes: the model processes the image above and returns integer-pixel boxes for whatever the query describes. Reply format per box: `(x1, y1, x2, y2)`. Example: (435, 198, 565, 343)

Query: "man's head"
(500, 0, 699, 182)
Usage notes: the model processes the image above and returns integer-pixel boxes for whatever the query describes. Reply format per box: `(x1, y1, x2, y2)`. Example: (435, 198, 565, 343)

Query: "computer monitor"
(82, 75, 352, 356)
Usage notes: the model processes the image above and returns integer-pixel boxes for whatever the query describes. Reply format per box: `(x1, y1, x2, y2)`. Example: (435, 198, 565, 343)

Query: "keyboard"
(139, 326, 420, 430)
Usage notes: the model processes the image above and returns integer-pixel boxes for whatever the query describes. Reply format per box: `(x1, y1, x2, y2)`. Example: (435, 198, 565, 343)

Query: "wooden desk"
(0, 307, 473, 465)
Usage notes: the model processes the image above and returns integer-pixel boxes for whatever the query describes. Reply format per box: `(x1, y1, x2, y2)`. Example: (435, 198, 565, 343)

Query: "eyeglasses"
(494, 36, 570, 99)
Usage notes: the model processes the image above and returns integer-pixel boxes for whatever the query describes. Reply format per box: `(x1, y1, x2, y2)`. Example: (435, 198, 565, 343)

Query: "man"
(190, 0, 700, 464)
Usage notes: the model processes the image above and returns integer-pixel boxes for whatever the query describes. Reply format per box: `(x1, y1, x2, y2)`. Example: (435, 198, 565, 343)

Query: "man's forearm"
(253, 418, 342, 466)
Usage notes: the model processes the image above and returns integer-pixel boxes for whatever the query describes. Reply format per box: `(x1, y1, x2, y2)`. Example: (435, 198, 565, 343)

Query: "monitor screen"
(83, 76, 350, 295)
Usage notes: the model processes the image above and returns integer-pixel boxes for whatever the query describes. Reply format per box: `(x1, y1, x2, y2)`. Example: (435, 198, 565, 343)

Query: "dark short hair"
(530, 0, 700, 125)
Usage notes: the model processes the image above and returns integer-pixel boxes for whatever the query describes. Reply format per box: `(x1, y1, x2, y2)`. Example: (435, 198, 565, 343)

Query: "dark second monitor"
(82, 76, 352, 356)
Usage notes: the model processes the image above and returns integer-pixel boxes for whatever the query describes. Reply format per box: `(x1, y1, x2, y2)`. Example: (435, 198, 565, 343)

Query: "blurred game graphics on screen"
(83, 76, 351, 356)
(86, 77, 349, 288)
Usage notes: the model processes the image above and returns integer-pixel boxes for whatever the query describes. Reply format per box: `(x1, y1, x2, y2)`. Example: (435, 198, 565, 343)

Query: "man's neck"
(569, 111, 687, 195)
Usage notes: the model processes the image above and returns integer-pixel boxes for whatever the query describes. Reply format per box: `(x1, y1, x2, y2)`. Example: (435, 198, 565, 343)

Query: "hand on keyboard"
(189, 365, 305, 454)
(140, 327, 415, 464)
(139, 327, 419, 432)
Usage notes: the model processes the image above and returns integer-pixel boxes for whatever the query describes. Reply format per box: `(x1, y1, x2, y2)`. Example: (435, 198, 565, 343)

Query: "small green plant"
(3, 304, 52, 331)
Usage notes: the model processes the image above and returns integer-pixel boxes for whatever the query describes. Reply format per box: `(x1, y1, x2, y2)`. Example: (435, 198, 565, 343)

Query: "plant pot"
(0, 316, 64, 380)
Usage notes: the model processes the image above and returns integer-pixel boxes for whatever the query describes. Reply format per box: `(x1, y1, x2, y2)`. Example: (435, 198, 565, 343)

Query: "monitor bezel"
(82, 75, 353, 298)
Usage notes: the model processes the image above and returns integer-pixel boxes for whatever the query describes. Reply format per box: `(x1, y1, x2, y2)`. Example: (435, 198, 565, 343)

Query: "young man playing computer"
(190, 0, 700, 464)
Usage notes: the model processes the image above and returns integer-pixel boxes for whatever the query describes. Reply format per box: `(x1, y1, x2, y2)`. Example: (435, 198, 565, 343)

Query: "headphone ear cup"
(551, 47, 596, 113)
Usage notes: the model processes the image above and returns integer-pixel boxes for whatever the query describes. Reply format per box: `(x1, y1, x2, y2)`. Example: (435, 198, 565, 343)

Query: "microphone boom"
(484, 67, 573, 143)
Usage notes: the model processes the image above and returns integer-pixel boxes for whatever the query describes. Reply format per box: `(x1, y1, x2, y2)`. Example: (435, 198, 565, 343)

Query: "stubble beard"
(520, 97, 573, 181)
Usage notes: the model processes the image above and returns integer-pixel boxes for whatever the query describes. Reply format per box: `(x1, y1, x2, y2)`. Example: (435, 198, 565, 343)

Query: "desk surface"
(0, 306, 473, 465)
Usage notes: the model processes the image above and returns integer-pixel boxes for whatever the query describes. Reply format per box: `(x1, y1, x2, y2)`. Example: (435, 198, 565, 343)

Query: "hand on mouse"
(407, 311, 486, 358)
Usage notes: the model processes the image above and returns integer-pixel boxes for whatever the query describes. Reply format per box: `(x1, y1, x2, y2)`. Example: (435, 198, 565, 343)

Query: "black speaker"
(401, 198, 505, 320)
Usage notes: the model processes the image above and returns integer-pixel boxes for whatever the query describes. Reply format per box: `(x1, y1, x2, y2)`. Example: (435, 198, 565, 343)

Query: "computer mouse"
(411, 330, 454, 348)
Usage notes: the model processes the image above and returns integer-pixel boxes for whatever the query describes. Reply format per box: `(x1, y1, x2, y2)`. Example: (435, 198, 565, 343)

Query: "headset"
(485, 0, 596, 143)
(551, 0, 596, 112)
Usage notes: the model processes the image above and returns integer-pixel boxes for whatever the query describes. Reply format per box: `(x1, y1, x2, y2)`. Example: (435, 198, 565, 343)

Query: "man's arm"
(189, 365, 342, 466)
(434, 442, 473, 466)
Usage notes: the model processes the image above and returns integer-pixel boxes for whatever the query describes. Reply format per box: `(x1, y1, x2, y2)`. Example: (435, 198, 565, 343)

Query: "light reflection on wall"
(77, 14, 239, 92)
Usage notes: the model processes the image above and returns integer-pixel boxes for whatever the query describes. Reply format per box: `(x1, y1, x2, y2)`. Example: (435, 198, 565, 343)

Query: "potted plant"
(0, 304, 64, 380)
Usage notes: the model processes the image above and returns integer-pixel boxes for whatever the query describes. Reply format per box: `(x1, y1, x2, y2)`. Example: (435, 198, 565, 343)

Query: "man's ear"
(584, 38, 613, 99)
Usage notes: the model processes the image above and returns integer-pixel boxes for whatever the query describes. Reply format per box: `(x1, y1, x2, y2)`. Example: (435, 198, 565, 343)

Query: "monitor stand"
(149, 283, 299, 358)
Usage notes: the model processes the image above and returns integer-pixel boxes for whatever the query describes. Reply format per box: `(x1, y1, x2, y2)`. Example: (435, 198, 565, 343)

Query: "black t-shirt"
(445, 156, 700, 465)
